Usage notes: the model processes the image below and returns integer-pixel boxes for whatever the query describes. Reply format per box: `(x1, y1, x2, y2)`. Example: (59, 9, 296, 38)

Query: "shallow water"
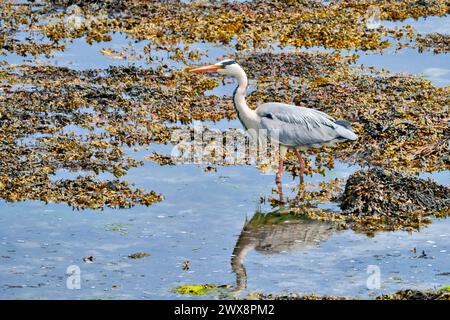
(0, 7, 449, 299)
(0, 156, 449, 299)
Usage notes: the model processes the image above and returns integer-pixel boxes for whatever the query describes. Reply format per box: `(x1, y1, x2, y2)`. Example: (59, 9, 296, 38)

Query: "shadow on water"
(231, 209, 335, 292)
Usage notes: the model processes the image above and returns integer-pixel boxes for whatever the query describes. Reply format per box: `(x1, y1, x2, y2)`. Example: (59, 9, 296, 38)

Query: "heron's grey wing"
(256, 102, 357, 147)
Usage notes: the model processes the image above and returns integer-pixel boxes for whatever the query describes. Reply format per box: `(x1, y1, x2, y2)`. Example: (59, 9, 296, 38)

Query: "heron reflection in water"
(231, 210, 334, 291)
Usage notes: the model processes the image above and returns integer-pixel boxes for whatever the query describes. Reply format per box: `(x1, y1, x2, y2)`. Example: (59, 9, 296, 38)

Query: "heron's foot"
(295, 185, 305, 202)
(275, 180, 284, 204)
(299, 174, 304, 185)
(276, 181, 286, 207)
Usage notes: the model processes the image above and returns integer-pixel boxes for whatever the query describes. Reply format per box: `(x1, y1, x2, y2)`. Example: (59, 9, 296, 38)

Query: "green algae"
(172, 284, 232, 297)
(105, 223, 129, 235)
(438, 285, 450, 292)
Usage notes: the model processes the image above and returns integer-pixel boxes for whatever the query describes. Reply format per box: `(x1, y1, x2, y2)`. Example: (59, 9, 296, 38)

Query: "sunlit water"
(0, 14, 449, 299)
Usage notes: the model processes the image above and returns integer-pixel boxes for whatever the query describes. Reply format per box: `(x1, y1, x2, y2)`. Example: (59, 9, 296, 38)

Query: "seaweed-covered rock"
(377, 288, 450, 300)
(247, 287, 450, 300)
(340, 168, 449, 216)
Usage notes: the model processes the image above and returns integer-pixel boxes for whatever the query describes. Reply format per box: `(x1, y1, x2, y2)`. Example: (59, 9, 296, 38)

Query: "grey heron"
(190, 59, 357, 184)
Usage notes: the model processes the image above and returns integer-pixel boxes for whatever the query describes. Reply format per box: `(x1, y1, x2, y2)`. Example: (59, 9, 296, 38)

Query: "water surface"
(0, 8, 449, 299)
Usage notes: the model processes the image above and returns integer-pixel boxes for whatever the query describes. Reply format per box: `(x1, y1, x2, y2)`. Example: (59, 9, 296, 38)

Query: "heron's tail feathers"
(335, 120, 352, 129)
(335, 120, 358, 141)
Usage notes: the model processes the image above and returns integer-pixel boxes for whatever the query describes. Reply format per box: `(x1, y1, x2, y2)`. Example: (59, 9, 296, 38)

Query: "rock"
(82, 255, 95, 263)
(340, 168, 449, 216)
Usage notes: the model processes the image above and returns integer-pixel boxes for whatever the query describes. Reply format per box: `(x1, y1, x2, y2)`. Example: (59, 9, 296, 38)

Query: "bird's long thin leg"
(275, 157, 284, 184)
(294, 150, 305, 184)
(275, 158, 284, 203)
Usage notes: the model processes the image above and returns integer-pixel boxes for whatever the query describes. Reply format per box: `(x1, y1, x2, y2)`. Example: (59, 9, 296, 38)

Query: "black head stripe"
(222, 60, 237, 66)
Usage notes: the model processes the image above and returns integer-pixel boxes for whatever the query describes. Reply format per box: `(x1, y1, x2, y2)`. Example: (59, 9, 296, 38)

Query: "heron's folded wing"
(256, 103, 345, 147)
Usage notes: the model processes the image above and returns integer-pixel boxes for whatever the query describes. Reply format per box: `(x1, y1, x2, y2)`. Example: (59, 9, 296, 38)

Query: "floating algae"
(244, 292, 345, 300)
(0, 1, 449, 210)
(128, 252, 150, 259)
(40, 0, 450, 53)
(415, 33, 450, 54)
(1, 0, 449, 58)
(172, 284, 232, 297)
(105, 223, 129, 235)
(1, 48, 448, 208)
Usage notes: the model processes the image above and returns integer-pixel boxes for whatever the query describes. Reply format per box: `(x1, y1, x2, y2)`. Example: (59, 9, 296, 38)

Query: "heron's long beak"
(189, 65, 220, 73)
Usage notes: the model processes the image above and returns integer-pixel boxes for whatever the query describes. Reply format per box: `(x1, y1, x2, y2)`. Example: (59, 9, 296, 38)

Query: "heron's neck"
(233, 70, 258, 130)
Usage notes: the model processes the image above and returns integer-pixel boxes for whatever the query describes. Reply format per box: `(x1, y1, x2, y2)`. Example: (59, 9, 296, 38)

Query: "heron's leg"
(275, 157, 283, 184)
(294, 149, 305, 183)
(275, 158, 285, 203)
(275, 146, 287, 203)
(276, 180, 284, 203)
(276, 145, 287, 184)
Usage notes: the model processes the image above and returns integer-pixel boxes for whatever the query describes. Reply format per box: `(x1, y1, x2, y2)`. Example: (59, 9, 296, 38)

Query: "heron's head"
(189, 59, 244, 77)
